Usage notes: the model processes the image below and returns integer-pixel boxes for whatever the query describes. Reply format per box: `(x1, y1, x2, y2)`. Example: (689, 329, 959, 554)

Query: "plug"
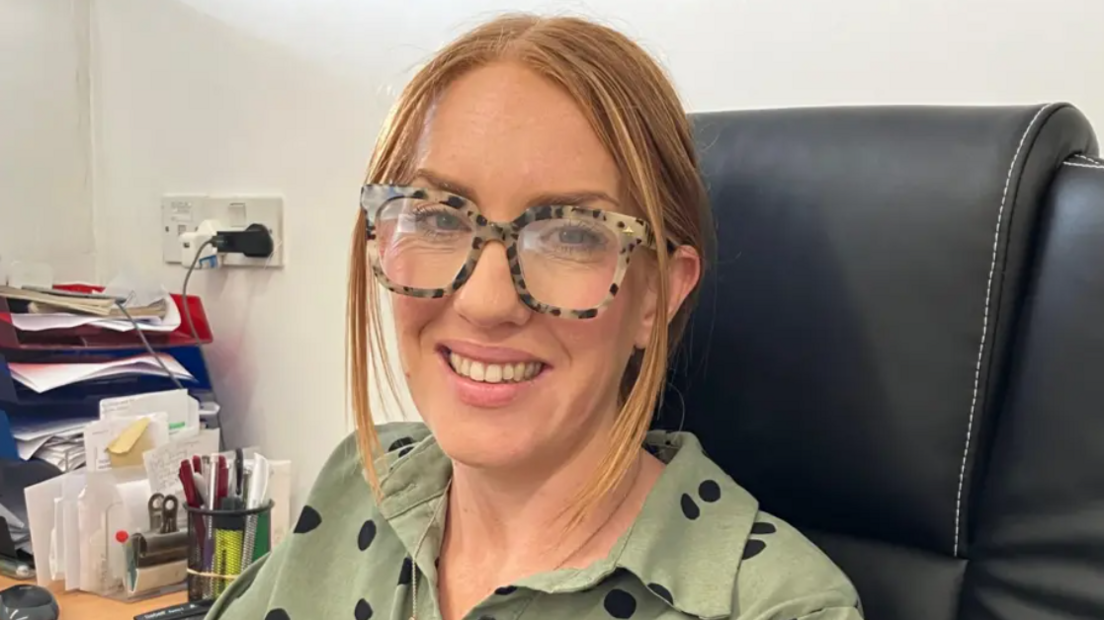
(180, 220, 223, 268)
(213, 223, 274, 258)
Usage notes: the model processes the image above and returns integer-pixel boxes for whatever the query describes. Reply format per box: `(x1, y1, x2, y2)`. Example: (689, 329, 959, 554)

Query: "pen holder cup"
(184, 500, 274, 602)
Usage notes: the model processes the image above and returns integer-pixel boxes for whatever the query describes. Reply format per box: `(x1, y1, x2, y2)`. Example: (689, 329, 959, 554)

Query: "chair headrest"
(661, 104, 1095, 557)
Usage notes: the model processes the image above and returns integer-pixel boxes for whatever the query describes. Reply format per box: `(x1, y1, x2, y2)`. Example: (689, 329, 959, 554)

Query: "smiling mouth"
(442, 348, 546, 384)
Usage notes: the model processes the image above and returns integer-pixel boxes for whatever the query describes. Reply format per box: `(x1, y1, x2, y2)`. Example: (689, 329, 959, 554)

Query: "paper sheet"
(9, 354, 195, 393)
(268, 459, 292, 548)
(56, 472, 86, 588)
(36, 440, 86, 472)
(25, 474, 64, 587)
(16, 435, 52, 460)
(11, 416, 93, 442)
(100, 389, 199, 438)
(142, 429, 221, 497)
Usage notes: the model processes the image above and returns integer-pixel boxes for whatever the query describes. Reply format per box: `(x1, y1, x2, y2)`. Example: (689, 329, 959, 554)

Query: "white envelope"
(100, 389, 200, 439)
(25, 472, 72, 587)
(61, 473, 87, 590)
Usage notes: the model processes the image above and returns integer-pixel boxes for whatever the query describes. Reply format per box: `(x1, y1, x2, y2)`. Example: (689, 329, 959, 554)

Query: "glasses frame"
(361, 184, 668, 319)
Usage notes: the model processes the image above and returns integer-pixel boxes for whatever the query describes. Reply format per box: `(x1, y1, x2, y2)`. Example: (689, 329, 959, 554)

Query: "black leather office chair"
(661, 104, 1104, 620)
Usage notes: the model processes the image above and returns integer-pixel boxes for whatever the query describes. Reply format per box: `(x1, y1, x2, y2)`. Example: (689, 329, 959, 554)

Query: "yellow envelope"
(107, 418, 156, 469)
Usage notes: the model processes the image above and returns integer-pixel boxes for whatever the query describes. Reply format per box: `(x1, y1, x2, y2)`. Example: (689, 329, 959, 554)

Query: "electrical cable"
(183, 238, 216, 345)
(113, 299, 186, 390)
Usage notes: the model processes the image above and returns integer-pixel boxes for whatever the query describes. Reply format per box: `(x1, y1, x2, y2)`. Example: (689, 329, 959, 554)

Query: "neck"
(443, 415, 646, 578)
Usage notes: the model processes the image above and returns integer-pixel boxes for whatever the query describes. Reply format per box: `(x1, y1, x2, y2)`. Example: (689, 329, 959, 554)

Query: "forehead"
(414, 62, 621, 215)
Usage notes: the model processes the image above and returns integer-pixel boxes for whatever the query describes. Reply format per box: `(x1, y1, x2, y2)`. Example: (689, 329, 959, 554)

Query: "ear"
(634, 245, 702, 349)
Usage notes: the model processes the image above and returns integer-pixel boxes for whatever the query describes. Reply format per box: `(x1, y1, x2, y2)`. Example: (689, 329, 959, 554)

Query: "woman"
(208, 14, 861, 620)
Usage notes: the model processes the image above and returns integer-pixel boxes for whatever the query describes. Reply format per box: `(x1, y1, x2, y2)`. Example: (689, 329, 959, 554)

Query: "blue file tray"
(0, 346, 214, 420)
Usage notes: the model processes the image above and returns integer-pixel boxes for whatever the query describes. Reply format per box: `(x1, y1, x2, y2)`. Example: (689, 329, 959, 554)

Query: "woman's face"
(393, 62, 688, 473)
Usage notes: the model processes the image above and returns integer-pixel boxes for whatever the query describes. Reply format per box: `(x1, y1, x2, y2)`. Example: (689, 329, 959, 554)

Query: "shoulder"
(731, 510, 863, 618)
(308, 421, 433, 496)
(628, 431, 862, 619)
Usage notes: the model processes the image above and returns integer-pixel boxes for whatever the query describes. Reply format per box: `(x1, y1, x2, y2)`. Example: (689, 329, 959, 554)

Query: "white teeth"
(470, 361, 485, 382)
(447, 352, 543, 383)
(485, 364, 502, 383)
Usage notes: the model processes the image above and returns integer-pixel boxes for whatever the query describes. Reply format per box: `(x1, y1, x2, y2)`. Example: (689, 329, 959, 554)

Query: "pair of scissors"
(148, 493, 179, 534)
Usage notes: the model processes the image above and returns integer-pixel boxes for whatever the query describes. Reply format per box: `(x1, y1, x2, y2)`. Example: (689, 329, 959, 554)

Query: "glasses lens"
(373, 197, 473, 290)
(517, 218, 620, 310)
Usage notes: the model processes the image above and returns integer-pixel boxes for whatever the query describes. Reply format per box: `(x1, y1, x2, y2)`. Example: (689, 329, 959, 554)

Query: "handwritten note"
(142, 429, 221, 495)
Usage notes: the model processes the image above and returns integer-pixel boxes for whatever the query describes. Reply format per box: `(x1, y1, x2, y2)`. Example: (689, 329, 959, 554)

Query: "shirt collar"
(375, 429, 757, 620)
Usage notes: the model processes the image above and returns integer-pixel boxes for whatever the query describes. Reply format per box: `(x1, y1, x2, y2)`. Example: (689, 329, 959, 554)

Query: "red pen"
(192, 455, 203, 477)
(178, 460, 200, 508)
(217, 456, 229, 509)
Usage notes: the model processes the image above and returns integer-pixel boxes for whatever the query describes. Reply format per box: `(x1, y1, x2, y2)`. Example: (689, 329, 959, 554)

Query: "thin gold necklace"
(409, 469, 637, 620)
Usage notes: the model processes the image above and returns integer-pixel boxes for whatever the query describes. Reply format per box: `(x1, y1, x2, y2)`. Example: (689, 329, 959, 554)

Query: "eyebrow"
(412, 168, 621, 209)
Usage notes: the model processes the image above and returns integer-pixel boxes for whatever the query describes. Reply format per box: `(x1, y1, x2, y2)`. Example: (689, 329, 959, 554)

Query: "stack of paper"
(0, 285, 167, 319)
(35, 438, 87, 472)
(8, 353, 195, 393)
(11, 417, 92, 471)
(9, 291, 182, 333)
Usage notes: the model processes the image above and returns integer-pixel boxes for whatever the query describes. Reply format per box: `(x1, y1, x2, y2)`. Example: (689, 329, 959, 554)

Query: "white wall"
(0, 0, 95, 283)
(89, 0, 1104, 506)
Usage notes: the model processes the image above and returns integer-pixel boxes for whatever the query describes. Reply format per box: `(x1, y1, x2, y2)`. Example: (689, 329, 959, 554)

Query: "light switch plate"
(161, 194, 285, 267)
(161, 195, 207, 264)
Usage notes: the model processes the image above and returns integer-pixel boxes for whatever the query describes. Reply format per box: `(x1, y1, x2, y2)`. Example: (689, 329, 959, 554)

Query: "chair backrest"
(661, 104, 1103, 620)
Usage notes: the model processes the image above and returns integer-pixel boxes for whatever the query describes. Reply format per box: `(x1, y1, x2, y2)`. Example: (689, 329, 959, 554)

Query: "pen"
(202, 453, 220, 599)
(178, 460, 199, 508)
(217, 456, 229, 509)
(234, 448, 244, 500)
(206, 454, 218, 510)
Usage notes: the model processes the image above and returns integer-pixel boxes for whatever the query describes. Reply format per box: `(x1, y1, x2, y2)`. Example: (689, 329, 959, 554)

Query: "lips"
(447, 351, 544, 383)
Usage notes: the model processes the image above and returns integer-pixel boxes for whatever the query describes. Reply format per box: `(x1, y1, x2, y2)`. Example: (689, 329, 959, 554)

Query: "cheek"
(391, 296, 445, 359)
(551, 287, 643, 365)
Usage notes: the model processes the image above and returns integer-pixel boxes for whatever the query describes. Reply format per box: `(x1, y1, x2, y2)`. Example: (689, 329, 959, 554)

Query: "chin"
(429, 413, 539, 470)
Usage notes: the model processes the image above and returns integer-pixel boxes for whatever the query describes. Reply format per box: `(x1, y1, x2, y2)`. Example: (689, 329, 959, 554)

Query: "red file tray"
(0, 284, 213, 351)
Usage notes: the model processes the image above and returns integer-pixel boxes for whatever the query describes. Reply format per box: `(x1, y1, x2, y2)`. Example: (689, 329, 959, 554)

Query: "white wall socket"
(161, 194, 284, 267)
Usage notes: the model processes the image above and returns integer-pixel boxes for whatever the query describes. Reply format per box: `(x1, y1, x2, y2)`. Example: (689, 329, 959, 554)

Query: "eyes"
(411, 206, 469, 237)
(402, 202, 611, 257)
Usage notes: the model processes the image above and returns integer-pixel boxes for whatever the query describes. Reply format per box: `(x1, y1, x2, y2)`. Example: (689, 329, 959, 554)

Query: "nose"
(452, 241, 531, 328)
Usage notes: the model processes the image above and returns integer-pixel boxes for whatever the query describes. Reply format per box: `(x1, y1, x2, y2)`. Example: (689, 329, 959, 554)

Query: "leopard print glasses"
(361, 184, 669, 319)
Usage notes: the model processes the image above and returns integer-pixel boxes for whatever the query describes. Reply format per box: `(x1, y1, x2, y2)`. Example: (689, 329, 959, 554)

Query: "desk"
(0, 576, 187, 619)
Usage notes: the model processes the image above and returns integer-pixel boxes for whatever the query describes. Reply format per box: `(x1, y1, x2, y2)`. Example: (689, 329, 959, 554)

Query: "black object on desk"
(0, 459, 61, 572)
(133, 600, 212, 620)
(0, 583, 59, 620)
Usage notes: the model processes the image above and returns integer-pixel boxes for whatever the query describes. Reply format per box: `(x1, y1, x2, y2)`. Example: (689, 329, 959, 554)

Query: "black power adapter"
(212, 223, 275, 258)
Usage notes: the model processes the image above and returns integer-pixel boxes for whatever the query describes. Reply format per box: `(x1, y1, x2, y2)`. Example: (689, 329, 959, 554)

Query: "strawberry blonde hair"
(347, 13, 712, 520)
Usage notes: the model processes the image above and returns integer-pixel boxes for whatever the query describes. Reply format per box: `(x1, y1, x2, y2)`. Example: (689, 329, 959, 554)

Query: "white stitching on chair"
(1074, 154, 1104, 165)
(953, 103, 1055, 557)
(1064, 161, 1104, 170)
